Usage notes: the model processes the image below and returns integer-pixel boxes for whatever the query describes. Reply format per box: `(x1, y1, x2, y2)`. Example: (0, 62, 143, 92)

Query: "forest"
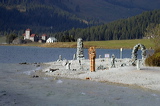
(0, 0, 90, 36)
(53, 10, 160, 41)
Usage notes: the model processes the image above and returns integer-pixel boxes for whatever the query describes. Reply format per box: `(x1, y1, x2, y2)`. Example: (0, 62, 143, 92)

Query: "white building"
(41, 34, 48, 41)
(46, 37, 57, 43)
(30, 34, 39, 42)
(23, 29, 39, 42)
(24, 29, 31, 40)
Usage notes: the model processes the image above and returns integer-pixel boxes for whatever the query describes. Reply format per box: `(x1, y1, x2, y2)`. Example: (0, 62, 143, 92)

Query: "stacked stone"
(131, 43, 146, 66)
(76, 38, 84, 60)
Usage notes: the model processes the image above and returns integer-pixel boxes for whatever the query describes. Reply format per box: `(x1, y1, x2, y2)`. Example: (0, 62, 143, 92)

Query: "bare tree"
(145, 24, 160, 48)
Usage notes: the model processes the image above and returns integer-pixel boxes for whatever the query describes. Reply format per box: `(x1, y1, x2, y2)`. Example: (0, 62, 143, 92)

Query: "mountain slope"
(1, 0, 160, 23)
(0, 0, 160, 36)
(54, 9, 160, 41)
(62, 0, 160, 22)
(0, 0, 88, 35)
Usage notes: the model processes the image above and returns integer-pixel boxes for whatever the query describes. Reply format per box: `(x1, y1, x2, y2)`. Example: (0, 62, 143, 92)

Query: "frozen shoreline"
(43, 58, 160, 92)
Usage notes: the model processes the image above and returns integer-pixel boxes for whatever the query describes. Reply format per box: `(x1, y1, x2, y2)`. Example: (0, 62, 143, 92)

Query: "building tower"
(25, 29, 31, 39)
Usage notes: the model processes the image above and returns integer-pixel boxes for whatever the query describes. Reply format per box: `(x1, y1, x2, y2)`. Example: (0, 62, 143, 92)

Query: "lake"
(0, 46, 153, 63)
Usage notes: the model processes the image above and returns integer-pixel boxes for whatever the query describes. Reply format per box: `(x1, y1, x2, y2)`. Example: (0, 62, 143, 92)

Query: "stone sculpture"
(111, 54, 116, 68)
(57, 55, 62, 61)
(76, 38, 84, 60)
(88, 47, 96, 72)
(136, 59, 141, 70)
(66, 62, 71, 70)
(73, 54, 76, 60)
(131, 43, 146, 65)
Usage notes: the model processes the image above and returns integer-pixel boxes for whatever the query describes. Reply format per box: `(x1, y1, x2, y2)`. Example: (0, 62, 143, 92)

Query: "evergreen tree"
(6, 33, 17, 44)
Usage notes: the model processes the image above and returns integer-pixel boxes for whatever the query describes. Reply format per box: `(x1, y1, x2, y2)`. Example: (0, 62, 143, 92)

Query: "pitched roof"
(47, 37, 57, 40)
(30, 34, 36, 37)
(42, 34, 47, 36)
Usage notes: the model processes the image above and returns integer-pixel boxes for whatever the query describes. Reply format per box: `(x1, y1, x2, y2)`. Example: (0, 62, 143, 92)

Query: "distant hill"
(0, 0, 88, 35)
(54, 10, 160, 41)
(0, 0, 160, 36)
(62, 0, 160, 22)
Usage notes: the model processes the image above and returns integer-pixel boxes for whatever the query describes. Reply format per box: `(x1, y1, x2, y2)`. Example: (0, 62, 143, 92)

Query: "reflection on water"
(0, 46, 154, 63)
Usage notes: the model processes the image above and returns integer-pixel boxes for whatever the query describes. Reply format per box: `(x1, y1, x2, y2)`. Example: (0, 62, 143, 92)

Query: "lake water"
(0, 46, 153, 63)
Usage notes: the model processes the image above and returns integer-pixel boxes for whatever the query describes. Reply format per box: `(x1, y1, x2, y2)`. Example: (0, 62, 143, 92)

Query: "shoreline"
(0, 39, 154, 49)
(42, 58, 160, 92)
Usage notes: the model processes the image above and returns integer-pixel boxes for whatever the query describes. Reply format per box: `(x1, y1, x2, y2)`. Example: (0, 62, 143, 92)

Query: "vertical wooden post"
(88, 47, 96, 72)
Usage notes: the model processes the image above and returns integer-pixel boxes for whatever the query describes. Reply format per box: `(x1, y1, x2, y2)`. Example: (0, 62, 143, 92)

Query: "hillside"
(62, 0, 160, 22)
(54, 10, 160, 41)
(0, 0, 88, 35)
(0, 0, 160, 38)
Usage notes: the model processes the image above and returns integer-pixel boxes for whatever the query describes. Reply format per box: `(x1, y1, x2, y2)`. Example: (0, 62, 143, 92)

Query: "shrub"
(155, 48, 160, 53)
(145, 48, 160, 66)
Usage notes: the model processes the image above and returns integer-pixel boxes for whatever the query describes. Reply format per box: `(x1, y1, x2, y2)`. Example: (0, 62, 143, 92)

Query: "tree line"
(53, 9, 160, 41)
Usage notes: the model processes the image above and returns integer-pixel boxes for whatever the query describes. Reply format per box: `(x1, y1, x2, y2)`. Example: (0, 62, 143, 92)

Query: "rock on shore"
(43, 58, 160, 92)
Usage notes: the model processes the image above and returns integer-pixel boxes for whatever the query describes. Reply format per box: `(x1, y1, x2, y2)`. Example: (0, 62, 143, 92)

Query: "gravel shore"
(43, 58, 160, 92)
